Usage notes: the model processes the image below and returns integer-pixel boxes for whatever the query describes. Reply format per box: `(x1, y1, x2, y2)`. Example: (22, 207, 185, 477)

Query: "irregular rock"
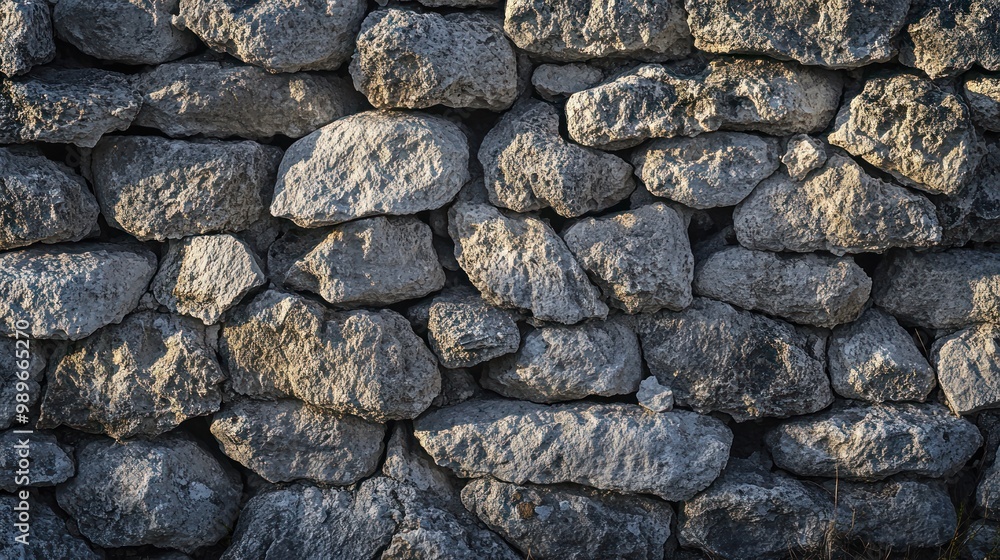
(693, 246, 871, 328)
(0, 496, 99, 559)
(220, 290, 440, 422)
(964, 73, 1000, 131)
(426, 288, 520, 369)
(532, 63, 604, 101)
(271, 111, 469, 227)
(0, 0, 54, 77)
(733, 155, 942, 255)
(828, 478, 956, 548)
(0, 244, 156, 340)
(636, 377, 673, 413)
(563, 203, 693, 313)
(782, 134, 827, 180)
(978, 458, 1000, 519)
(462, 477, 674, 560)
(351, 9, 518, 110)
(174, 0, 366, 73)
(0, 430, 73, 492)
(901, 0, 1000, 79)
(134, 60, 361, 139)
(872, 249, 1000, 329)
(631, 132, 780, 209)
(482, 318, 642, 403)
(449, 202, 607, 324)
(39, 311, 225, 439)
(0, 337, 43, 429)
(479, 99, 634, 217)
(766, 401, 982, 480)
(269, 217, 444, 307)
(828, 308, 935, 403)
(414, 400, 733, 501)
(966, 519, 1000, 558)
(92, 136, 281, 241)
(934, 140, 1000, 245)
(56, 434, 242, 553)
(432, 369, 479, 408)
(633, 298, 831, 421)
(829, 73, 980, 195)
(0, 68, 141, 147)
(933, 324, 1000, 415)
(566, 57, 842, 149)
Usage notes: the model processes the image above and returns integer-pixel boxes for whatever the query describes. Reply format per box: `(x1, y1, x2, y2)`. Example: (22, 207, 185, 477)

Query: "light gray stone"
(426, 288, 520, 369)
(935, 140, 1000, 245)
(636, 377, 673, 413)
(0, 0, 54, 77)
(782, 134, 827, 180)
(965, 73, 1000, 132)
(933, 323, 1000, 415)
(0, 337, 43, 429)
(0, 496, 99, 559)
(532, 63, 604, 101)
(828, 478, 956, 548)
(901, 0, 1000, 79)
(0, 430, 72, 492)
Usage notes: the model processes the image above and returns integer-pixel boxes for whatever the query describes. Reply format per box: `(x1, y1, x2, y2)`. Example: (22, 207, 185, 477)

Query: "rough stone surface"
(426, 288, 520, 369)
(0, 496, 99, 559)
(902, 0, 1000, 79)
(532, 63, 604, 101)
(966, 519, 1000, 558)
(272, 111, 469, 227)
(0, 430, 73, 492)
(935, 140, 1000, 245)
(978, 457, 1000, 519)
(965, 73, 1000, 131)
(636, 376, 673, 413)
(829, 478, 957, 548)
(0, 0, 54, 77)
(933, 323, 1000, 415)
(782, 134, 827, 180)
(0, 336, 43, 429)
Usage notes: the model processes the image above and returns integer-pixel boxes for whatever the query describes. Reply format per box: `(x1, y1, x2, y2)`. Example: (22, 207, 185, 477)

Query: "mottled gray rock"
(829, 73, 980, 195)
(450, 202, 607, 324)
(965, 73, 1000, 131)
(631, 132, 780, 209)
(427, 288, 520, 369)
(828, 478, 956, 548)
(634, 298, 831, 421)
(0, 430, 72, 492)
(0, 496, 99, 559)
(532, 63, 604, 101)
(0, 148, 99, 251)
(935, 141, 1000, 245)
(782, 134, 827, 180)
(57, 434, 242, 553)
(0, 68, 140, 147)
(92, 136, 280, 241)
(566, 57, 842, 150)
(563, 203, 693, 313)
(152, 234, 265, 325)
(479, 99, 634, 217)
(933, 324, 1000, 415)
(734, 155, 942, 255)
(174, 0, 366, 73)
(53, 0, 197, 65)
(693, 246, 871, 328)
(0, 0, 54, 77)
(415, 400, 732, 501)
(482, 318, 642, 403)
(135, 60, 361, 139)
(979, 459, 1000, 520)
(39, 311, 225, 439)
(0, 337, 43, 429)
(902, 0, 1000, 79)
(636, 376, 673, 413)
(966, 519, 1000, 558)
(828, 308, 935, 403)
(766, 402, 983, 480)
(431, 368, 479, 408)
(351, 9, 517, 110)
(220, 290, 440, 422)
(463, 477, 674, 560)
(873, 249, 1000, 329)
(272, 111, 469, 227)
(0, 244, 156, 340)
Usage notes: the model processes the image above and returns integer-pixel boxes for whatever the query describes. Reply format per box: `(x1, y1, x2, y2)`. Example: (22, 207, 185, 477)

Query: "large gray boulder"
(0, 0, 54, 77)
(0, 430, 73, 492)
(0, 337, 43, 429)
(828, 478, 957, 548)
(933, 323, 1000, 415)
(901, 0, 1000, 79)
(0, 496, 99, 559)
(425, 288, 520, 369)
(965, 73, 1000, 131)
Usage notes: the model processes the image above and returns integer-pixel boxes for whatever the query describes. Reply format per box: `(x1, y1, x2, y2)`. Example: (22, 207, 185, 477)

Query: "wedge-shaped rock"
(965, 73, 1000, 131)
(829, 73, 980, 195)
(0, 68, 140, 147)
(566, 57, 842, 149)
(734, 155, 942, 255)
(482, 318, 642, 403)
(693, 246, 871, 328)
(0, 337, 43, 429)
(450, 202, 607, 324)
(39, 312, 225, 439)
(174, 0, 366, 72)
(766, 402, 982, 480)
(220, 290, 440, 422)
(637, 377, 674, 413)
(479, 100, 634, 217)
(0, 430, 72, 492)
(873, 249, 1000, 329)
(351, 9, 517, 110)
(0, 244, 156, 340)
(532, 63, 604, 100)
(933, 324, 1000, 415)
(0, 0, 54, 77)
(427, 288, 520, 369)
(0, 496, 99, 559)
(935, 141, 1000, 245)
(634, 298, 831, 421)
(563, 203, 693, 313)
(782, 134, 828, 180)
(902, 0, 1000, 79)
(462, 477, 674, 560)
(57, 434, 242, 553)
(272, 111, 469, 227)
(414, 400, 732, 501)
(828, 478, 956, 548)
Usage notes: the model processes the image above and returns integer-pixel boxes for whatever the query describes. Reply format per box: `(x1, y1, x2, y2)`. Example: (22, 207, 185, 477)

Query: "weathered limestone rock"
(902, 0, 1000, 79)
(532, 63, 604, 101)
(0, 337, 43, 429)
(504, 0, 691, 61)
(57, 434, 242, 553)
(634, 298, 831, 421)
(935, 141, 1000, 245)
(828, 308, 936, 403)
(782, 134, 827, 180)
(637, 377, 673, 413)
(828, 478, 957, 548)
(563, 203, 693, 313)
(39, 311, 225, 439)
(0, 430, 72, 492)
(734, 155, 942, 255)
(272, 111, 469, 227)
(766, 402, 982, 480)
(872, 249, 1000, 329)
(0, 0, 54, 77)
(479, 99, 634, 217)
(220, 290, 440, 422)
(693, 246, 871, 328)
(0, 496, 99, 559)
(426, 288, 520, 369)
(482, 318, 642, 403)
(965, 73, 1000, 131)
(414, 400, 732, 501)
(0, 68, 141, 147)
(0, 244, 156, 340)
(351, 9, 518, 110)
(829, 73, 980, 195)
(449, 202, 607, 324)
(174, 0, 366, 73)
(933, 324, 1000, 415)
(566, 57, 842, 150)
(631, 132, 780, 209)
(462, 477, 674, 560)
